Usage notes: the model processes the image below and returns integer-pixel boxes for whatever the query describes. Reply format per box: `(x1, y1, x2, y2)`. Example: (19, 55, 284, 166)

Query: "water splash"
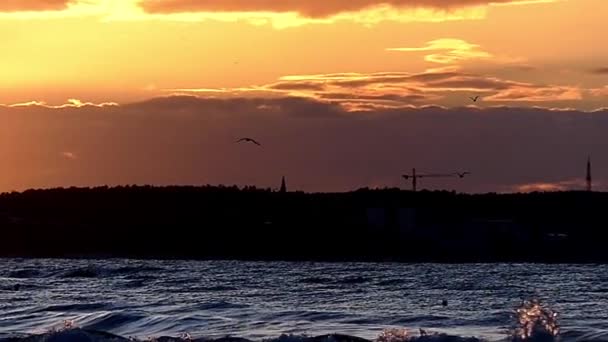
(376, 328, 410, 342)
(375, 328, 483, 342)
(513, 299, 559, 341)
(45, 319, 77, 334)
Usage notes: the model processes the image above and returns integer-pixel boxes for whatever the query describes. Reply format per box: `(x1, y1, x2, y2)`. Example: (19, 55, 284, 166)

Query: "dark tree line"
(0, 185, 606, 262)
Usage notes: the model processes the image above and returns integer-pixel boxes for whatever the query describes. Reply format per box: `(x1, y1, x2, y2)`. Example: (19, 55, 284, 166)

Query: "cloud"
(136, 0, 557, 27)
(268, 82, 327, 92)
(0, 0, 557, 26)
(387, 39, 493, 64)
(484, 86, 583, 102)
(590, 67, 608, 75)
(589, 86, 608, 97)
(140, 0, 554, 17)
(171, 70, 583, 109)
(423, 76, 514, 90)
(514, 179, 588, 193)
(318, 93, 429, 102)
(1, 99, 119, 109)
(0, 0, 69, 12)
(61, 151, 77, 160)
(1, 95, 607, 193)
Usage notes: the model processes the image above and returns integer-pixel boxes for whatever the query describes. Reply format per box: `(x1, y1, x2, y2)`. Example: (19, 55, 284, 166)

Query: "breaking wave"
(0, 301, 566, 342)
(3, 264, 165, 280)
(0, 327, 560, 342)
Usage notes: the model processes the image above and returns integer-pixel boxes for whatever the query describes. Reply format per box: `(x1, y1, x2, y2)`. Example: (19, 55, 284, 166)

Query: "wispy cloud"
(589, 86, 608, 97)
(484, 85, 582, 102)
(1, 99, 119, 109)
(61, 151, 77, 160)
(169, 70, 584, 110)
(387, 39, 493, 64)
(139, 0, 557, 17)
(590, 67, 608, 75)
(514, 179, 589, 193)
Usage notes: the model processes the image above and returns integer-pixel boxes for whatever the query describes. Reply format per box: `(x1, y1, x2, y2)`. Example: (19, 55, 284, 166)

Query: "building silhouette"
(587, 156, 592, 192)
(280, 176, 287, 193)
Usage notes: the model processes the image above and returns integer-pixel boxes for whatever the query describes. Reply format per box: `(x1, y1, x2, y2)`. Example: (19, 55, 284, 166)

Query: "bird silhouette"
(455, 172, 471, 178)
(236, 138, 261, 146)
(469, 96, 480, 102)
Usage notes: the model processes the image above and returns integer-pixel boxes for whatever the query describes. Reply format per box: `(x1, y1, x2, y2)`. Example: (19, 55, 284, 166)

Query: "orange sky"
(0, 0, 607, 192)
(0, 0, 606, 109)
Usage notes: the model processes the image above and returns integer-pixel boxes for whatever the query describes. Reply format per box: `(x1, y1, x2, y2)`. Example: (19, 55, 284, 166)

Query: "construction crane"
(402, 168, 470, 192)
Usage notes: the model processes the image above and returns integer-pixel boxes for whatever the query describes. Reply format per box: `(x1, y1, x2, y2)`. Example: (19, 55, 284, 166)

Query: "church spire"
(586, 156, 592, 192)
(280, 176, 287, 193)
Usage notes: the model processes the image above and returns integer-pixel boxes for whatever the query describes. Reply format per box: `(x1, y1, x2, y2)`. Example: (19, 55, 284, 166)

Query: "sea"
(0, 259, 606, 341)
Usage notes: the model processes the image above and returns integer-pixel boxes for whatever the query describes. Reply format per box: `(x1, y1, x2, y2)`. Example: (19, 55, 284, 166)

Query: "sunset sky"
(1, 0, 607, 192)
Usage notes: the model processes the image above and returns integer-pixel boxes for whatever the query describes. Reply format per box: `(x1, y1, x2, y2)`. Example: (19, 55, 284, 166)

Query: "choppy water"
(0, 260, 606, 341)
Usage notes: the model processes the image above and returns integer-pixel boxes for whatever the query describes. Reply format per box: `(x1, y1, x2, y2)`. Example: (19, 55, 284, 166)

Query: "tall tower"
(586, 156, 592, 192)
(280, 176, 287, 193)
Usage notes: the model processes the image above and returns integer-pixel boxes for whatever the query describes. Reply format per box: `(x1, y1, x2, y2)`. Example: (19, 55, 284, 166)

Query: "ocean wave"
(0, 298, 565, 342)
(111, 266, 164, 275)
(0, 328, 130, 342)
(193, 301, 249, 310)
(0, 300, 562, 342)
(299, 276, 371, 286)
(391, 316, 450, 324)
(374, 279, 403, 287)
(337, 276, 372, 285)
(4, 264, 166, 280)
(120, 280, 148, 289)
(0, 261, 591, 342)
(59, 267, 101, 279)
(79, 312, 148, 332)
(300, 277, 333, 285)
(0, 283, 46, 292)
(200, 285, 238, 292)
(0, 329, 565, 342)
(560, 330, 608, 341)
(7, 269, 43, 279)
(33, 303, 111, 313)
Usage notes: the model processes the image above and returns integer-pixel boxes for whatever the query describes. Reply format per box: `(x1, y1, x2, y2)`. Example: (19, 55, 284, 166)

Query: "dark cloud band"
(591, 67, 608, 75)
(140, 0, 547, 17)
(0, 0, 69, 12)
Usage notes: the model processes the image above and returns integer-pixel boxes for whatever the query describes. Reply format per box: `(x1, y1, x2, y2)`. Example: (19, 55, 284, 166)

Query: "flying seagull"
(237, 138, 261, 146)
(455, 172, 471, 178)
(469, 96, 480, 102)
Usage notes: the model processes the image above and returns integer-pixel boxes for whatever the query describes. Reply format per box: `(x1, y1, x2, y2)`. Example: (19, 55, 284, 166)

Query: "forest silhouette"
(0, 185, 605, 262)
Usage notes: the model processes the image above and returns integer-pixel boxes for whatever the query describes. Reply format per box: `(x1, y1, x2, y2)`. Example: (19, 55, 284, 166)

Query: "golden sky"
(0, 0, 606, 109)
(0, 0, 607, 192)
